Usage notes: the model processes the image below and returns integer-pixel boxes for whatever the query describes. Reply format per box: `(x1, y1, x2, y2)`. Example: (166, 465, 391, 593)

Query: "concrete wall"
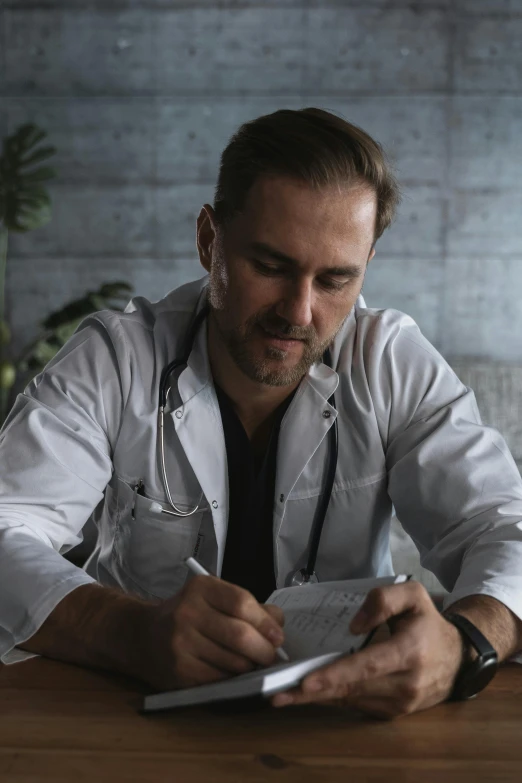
(1, 0, 522, 359)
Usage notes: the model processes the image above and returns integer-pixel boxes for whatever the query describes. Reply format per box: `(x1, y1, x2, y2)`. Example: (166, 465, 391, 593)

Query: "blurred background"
(0, 0, 521, 362)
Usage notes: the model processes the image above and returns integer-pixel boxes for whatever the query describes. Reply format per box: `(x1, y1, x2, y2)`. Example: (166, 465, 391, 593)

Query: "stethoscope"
(153, 301, 339, 586)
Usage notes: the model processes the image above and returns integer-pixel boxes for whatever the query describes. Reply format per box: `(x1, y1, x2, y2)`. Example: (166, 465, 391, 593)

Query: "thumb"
(350, 581, 428, 634)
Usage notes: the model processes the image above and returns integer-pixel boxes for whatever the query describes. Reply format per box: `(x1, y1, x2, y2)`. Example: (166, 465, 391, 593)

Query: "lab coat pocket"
(113, 481, 204, 601)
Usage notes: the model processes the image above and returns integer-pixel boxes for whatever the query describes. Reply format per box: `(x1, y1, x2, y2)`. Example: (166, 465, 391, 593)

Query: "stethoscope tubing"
(157, 304, 210, 516)
(303, 387, 338, 581)
(156, 301, 338, 583)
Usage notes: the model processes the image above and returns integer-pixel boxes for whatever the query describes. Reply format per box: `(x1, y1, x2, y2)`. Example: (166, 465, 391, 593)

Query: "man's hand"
(271, 581, 464, 719)
(142, 575, 285, 691)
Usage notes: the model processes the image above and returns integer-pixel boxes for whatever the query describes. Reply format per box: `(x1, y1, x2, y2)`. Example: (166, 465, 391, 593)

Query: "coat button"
(175, 410, 183, 419)
(322, 410, 331, 418)
(212, 500, 218, 509)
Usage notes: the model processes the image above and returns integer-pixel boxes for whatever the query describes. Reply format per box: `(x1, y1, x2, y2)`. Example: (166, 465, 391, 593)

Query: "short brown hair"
(213, 107, 401, 244)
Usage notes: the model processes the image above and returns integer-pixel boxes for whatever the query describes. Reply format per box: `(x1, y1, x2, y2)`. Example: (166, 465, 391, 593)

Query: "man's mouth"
(260, 326, 305, 347)
(266, 331, 301, 341)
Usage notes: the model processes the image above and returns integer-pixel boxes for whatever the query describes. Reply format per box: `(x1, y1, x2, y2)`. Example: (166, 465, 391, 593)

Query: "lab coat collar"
(175, 288, 213, 405)
(306, 358, 339, 402)
(274, 368, 338, 523)
(169, 306, 228, 571)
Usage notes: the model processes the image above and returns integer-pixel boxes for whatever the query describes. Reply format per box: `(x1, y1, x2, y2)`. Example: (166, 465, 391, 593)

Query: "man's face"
(202, 175, 377, 387)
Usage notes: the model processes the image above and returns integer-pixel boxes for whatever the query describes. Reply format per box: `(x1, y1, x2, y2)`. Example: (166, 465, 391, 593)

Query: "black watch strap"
(446, 613, 498, 701)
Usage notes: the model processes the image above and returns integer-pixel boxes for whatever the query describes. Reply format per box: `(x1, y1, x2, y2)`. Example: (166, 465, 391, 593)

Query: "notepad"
(142, 574, 409, 713)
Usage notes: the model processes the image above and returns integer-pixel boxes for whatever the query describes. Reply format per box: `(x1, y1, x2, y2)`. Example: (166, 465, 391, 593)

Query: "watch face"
(456, 656, 498, 700)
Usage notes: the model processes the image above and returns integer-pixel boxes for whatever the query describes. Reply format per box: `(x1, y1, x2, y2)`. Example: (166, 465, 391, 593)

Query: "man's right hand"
(142, 575, 285, 690)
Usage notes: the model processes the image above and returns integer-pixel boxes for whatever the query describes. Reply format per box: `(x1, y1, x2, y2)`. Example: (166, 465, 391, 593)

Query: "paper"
(267, 587, 366, 659)
(261, 652, 342, 695)
(266, 575, 409, 660)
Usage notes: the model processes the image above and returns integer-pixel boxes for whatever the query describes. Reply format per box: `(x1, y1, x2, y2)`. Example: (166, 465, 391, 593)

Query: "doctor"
(1, 108, 522, 718)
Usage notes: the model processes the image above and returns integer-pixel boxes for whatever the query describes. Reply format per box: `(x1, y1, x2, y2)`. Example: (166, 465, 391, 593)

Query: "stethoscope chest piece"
(290, 568, 319, 587)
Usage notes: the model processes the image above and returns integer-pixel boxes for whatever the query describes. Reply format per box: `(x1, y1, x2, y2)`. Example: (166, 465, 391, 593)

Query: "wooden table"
(1, 658, 522, 782)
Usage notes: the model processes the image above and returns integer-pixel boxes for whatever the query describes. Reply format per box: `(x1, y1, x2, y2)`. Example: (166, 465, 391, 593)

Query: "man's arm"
(19, 576, 286, 691)
(446, 593, 522, 662)
(0, 309, 285, 684)
(18, 583, 153, 682)
(0, 319, 123, 663)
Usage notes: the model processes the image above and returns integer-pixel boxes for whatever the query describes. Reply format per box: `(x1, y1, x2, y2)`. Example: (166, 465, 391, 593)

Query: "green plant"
(17, 282, 133, 376)
(0, 124, 133, 423)
(0, 124, 56, 417)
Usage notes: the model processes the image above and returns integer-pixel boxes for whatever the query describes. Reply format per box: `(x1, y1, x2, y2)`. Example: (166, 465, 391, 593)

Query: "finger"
(350, 581, 429, 634)
(264, 604, 285, 627)
(196, 607, 283, 668)
(272, 668, 406, 709)
(201, 577, 284, 646)
(308, 639, 409, 691)
(192, 629, 257, 675)
(324, 671, 428, 719)
(172, 652, 232, 689)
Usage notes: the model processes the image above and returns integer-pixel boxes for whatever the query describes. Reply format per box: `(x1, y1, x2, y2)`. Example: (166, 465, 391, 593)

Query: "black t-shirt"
(216, 384, 295, 602)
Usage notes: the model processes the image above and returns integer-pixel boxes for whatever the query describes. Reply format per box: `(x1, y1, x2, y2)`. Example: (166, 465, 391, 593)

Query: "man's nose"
(276, 279, 313, 328)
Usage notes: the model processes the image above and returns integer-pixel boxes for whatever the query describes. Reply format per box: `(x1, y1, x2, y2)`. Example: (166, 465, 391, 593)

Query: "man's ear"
(368, 247, 376, 263)
(196, 205, 217, 273)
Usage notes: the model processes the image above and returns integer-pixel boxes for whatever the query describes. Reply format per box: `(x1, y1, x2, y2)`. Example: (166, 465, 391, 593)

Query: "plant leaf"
(98, 281, 133, 299)
(42, 282, 133, 330)
(17, 166, 57, 183)
(31, 339, 60, 366)
(10, 203, 52, 232)
(16, 281, 134, 377)
(0, 123, 56, 232)
(0, 320, 11, 346)
(17, 192, 51, 209)
(12, 124, 46, 151)
(42, 299, 96, 330)
(87, 295, 108, 311)
(19, 146, 57, 168)
(54, 317, 85, 345)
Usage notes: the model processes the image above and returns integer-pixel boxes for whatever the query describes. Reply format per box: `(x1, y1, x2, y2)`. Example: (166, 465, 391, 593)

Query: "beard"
(209, 304, 339, 387)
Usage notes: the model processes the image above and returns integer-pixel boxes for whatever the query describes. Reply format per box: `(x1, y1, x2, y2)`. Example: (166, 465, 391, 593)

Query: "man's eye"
(253, 260, 284, 276)
(319, 278, 349, 291)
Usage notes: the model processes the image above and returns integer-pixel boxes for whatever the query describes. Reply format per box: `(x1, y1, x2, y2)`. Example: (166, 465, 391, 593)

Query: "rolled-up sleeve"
(366, 311, 522, 621)
(0, 314, 126, 662)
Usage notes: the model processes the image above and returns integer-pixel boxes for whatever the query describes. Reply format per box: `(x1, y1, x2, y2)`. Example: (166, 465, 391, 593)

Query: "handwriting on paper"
(269, 589, 367, 660)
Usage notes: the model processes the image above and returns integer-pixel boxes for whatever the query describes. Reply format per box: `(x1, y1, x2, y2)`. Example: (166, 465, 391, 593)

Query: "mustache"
(252, 311, 317, 343)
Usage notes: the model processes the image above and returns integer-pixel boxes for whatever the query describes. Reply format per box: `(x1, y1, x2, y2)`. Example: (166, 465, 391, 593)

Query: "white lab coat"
(1, 275, 522, 664)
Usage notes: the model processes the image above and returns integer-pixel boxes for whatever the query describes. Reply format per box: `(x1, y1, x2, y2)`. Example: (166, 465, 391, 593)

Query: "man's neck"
(207, 317, 301, 441)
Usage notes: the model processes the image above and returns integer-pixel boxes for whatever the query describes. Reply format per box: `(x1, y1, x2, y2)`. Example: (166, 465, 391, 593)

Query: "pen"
(184, 556, 290, 663)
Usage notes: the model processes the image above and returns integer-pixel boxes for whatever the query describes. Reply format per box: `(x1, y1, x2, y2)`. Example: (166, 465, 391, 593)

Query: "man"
(1, 108, 522, 719)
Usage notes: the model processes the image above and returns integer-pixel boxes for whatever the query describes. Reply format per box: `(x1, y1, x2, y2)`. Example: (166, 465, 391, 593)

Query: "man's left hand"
(271, 581, 464, 719)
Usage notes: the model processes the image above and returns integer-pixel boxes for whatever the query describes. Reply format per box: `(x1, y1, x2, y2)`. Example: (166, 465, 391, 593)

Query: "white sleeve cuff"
(0, 570, 96, 663)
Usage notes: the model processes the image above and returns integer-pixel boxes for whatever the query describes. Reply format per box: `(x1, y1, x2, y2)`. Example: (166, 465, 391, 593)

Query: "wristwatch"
(445, 613, 498, 700)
